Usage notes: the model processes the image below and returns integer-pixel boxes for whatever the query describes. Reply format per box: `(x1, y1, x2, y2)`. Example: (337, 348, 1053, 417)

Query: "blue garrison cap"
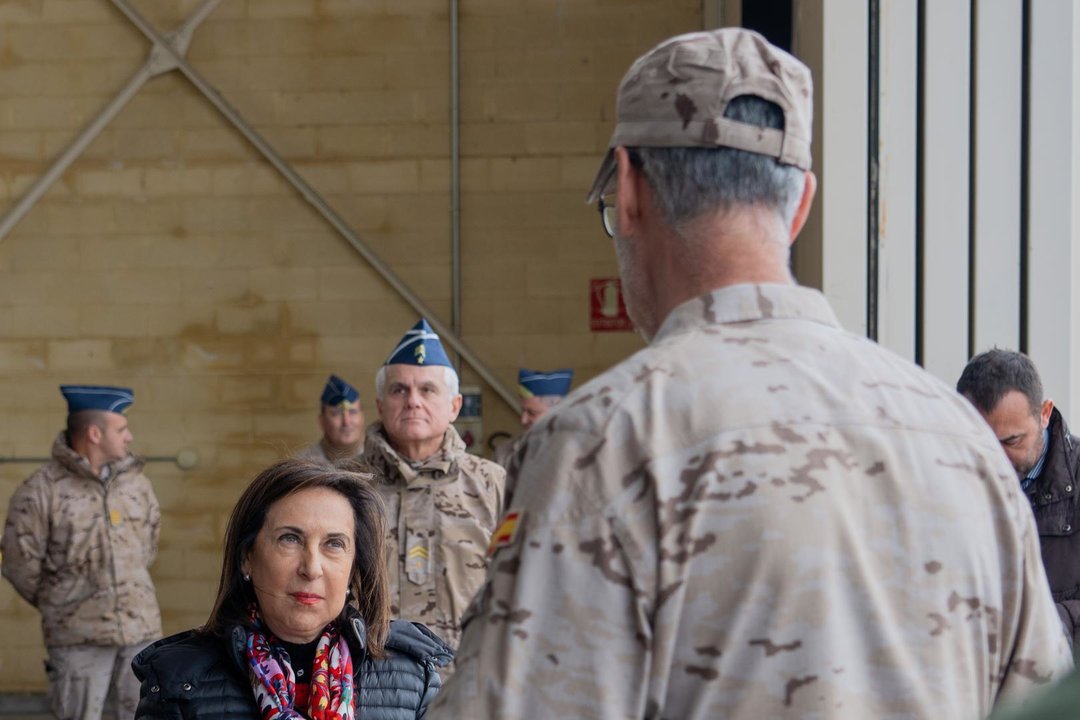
(60, 385, 134, 415)
(320, 374, 360, 407)
(518, 368, 574, 398)
(385, 319, 453, 368)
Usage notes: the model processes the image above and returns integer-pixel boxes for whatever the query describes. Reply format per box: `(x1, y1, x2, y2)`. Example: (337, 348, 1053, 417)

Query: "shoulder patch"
(487, 510, 523, 557)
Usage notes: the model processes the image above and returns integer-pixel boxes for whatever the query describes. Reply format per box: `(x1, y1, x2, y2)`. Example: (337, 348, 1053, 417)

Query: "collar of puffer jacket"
(224, 608, 453, 671)
(384, 619, 453, 668)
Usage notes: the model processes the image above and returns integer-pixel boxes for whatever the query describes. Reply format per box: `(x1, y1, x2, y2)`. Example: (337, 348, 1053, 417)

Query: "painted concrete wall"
(0, 0, 700, 690)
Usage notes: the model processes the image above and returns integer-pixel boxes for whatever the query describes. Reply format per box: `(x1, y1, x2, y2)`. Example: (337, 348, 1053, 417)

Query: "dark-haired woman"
(132, 458, 452, 720)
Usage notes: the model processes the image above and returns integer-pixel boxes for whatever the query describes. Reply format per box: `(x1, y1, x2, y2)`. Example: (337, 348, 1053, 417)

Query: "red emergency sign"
(589, 278, 634, 332)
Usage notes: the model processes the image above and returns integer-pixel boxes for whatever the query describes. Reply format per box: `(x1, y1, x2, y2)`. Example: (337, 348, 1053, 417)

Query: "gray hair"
(375, 365, 460, 409)
(957, 348, 1044, 417)
(630, 95, 806, 232)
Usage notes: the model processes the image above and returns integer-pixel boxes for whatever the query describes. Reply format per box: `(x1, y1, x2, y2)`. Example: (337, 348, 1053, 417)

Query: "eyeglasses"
(597, 194, 616, 238)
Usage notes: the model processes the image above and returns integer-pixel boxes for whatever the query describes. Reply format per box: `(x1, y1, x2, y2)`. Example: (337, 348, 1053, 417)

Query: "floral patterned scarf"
(244, 612, 356, 720)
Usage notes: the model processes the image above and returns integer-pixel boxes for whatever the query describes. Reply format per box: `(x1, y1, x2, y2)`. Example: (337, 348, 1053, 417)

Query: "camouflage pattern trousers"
(45, 643, 149, 720)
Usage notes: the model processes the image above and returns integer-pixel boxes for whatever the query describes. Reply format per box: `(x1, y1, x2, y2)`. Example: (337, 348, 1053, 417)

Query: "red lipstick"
(290, 593, 321, 605)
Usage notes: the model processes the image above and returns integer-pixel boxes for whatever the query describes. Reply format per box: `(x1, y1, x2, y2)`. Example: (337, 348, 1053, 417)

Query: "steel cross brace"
(0, 0, 520, 414)
(0, 0, 220, 242)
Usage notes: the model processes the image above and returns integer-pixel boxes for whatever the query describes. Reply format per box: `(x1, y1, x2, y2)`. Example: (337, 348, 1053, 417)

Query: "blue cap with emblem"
(320, 374, 360, 407)
(60, 385, 134, 415)
(518, 369, 574, 398)
(385, 319, 453, 368)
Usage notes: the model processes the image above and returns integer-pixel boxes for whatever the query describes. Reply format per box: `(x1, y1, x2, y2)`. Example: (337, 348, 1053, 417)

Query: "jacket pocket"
(1034, 498, 1079, 537)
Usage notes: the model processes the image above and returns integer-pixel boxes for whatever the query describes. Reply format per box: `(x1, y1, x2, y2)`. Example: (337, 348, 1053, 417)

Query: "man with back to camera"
(957, 348, 1080, 648)
(363, 319, 505, 654)
(492, 368, 574, 470)
(1, 385, 161, 720)
(294, 374, 366, 463)
(431, 28, 1071, 719)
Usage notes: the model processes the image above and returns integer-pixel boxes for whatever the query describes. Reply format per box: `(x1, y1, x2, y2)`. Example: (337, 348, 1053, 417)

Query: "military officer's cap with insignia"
(518, 369, 574, 398)
(385, 319, 453, 368)
(60, 385, 134, 415)
(320, 374, 360, 407)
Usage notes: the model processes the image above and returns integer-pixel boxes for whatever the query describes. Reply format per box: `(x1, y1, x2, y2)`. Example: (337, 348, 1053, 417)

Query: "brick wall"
(0, 0, 701, 690)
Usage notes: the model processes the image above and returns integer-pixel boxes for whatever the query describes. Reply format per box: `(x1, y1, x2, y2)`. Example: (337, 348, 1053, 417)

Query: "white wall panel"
(788, 1, 1078, 404)
(1073, 6, 1080, 421)
(921, 0, 971, 383)
(876, 0, 918, 360)
(818, 0, 869, 336)
(1027, 0, 1076, 413)
(971, 0, 1023, 356)
(793, 0, 870, 335)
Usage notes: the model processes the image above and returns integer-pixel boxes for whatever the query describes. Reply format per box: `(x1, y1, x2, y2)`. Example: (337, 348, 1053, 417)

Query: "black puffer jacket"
(1026, 408, 1080, 648)
(131, 617, 453, 720)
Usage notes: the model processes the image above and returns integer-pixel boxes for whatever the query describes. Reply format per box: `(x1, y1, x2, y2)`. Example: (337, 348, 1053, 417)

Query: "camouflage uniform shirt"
(492, 434, 521, 471)
(432, 283, 1072, 719)
(293, 439, 363, 465)
(1, 433, 162, 648)
(364, 422, 504, 651)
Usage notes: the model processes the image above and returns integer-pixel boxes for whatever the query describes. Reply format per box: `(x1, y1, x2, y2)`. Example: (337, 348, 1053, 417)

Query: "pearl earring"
(243, 574, 251, 582)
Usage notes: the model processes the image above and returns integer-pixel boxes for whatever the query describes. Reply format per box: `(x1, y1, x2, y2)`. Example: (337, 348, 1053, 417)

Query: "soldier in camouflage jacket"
(364, 320, 505, 658)
(431, 29, 1072, 719)
(365, 423, 503, 652)
(2, 386, 161, 720)
(294, 374, 367, 464)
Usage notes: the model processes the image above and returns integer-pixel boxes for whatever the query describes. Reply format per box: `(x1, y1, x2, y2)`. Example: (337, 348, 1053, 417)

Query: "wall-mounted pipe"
(0, 447, 200, 470)
(450, 0, 462, 342)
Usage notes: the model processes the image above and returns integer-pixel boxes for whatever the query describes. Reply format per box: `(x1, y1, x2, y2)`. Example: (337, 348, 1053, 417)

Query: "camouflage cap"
(586, 28, 813, 203)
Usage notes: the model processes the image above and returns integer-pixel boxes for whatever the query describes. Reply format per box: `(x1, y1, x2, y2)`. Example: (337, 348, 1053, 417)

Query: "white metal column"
(1073, 6, 1080, 420)
(796, 0, 1080, 403)
(1027, 0, 1077, 414)
(971, 0, 1023, 355)
(875, 1, 918, 360)
(921, 0, 971, 383)
(792, 0, 869, 335)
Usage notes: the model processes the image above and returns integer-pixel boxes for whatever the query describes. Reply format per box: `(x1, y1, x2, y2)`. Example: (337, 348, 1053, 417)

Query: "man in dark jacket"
(958, 349, 1080, 647)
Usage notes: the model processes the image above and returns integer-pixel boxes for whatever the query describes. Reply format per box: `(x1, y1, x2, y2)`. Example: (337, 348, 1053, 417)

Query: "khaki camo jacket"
(492, 434, 521, 471)
(431, 283, 1073, 720)
(364, 423, 504, 651)
(293, 440, 364, 465)
(1, 433, 162, 648)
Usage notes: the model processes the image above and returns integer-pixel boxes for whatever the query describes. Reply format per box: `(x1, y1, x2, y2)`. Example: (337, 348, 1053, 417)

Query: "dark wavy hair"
(203, 458, 390, 658)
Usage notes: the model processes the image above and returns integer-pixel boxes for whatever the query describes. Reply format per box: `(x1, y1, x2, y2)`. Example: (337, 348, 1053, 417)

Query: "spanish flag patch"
(487, 510, 523, 557)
